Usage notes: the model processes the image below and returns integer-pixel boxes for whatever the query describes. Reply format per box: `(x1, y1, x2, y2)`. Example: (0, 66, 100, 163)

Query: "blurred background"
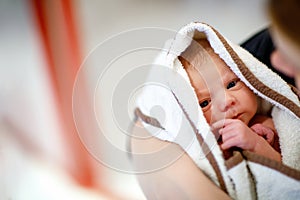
(0, 0, 269, 199)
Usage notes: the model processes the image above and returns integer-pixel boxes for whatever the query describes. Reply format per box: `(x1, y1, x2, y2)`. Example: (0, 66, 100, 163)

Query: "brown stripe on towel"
(225, 151, 244, 170)
(290, 84, 300, 101)
(171, 91, 229, 194)
(134, 108, 165, 130)
(225, 150, 258, 198)
(242, 151, 300, 181)
(210, 25, 300, 119)
(135, 103, 228, 193)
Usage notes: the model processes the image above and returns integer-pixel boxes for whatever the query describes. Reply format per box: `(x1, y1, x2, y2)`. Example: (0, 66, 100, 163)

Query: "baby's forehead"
(196, 51, 235, 77)
(196, 62, 237, 88)
(183, 38, 237, 79)
(200, 67, 234, 81)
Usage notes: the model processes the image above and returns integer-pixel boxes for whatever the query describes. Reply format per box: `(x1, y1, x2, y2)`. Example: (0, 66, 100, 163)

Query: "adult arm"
(130, 120, 231, 200)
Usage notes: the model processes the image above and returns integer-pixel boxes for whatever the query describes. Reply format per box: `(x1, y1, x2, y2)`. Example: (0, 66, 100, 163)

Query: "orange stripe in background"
(31, 0, 94, 187)
(31, 1, 124, 198)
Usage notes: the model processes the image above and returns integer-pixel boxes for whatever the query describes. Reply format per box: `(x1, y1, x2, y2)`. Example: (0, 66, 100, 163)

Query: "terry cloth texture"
(134, 22, 300, 199)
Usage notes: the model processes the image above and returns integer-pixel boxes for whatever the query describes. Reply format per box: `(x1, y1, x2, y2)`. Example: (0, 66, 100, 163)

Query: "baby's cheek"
(205, 110, 221, 125)
(209, 111, 225, 125)
(203, 110, 211, 124)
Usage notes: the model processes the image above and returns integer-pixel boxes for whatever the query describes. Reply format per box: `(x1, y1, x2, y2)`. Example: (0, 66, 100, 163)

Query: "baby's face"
(184, 41, 258, 125)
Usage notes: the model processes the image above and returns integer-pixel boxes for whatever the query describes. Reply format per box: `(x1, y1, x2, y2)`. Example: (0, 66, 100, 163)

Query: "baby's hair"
(178, 38, 212, 70)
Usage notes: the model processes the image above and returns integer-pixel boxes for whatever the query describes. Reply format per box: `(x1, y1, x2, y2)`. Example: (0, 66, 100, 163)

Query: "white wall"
(77, 0, 269, 50)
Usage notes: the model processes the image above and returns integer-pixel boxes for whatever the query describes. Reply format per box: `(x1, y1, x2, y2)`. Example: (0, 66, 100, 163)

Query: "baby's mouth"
(225, 110, 240, 120)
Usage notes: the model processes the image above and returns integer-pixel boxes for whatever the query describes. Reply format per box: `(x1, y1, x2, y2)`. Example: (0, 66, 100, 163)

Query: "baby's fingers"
(211, 119, 235, 130)
(264, 128, 275, 144)
(220, 137, 237, 150)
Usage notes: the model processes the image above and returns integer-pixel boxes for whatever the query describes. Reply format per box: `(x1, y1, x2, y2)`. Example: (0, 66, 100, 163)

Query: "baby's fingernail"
(220, 144, 226, 150)
(219, 129, 223, 134)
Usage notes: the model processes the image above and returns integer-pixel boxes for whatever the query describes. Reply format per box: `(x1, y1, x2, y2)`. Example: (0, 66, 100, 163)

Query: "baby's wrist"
(253, 135, 268, 153)
(253, 136, 281, 162)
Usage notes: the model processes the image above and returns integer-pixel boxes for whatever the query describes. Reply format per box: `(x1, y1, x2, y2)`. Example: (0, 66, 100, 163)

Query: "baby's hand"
(211, 119, 261, 151)
(250, 123, 275, 146)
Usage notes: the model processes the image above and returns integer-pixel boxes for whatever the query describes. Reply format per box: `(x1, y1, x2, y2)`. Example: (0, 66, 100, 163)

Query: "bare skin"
(271, 26, 300, 89)
(131, 120, 232, 200)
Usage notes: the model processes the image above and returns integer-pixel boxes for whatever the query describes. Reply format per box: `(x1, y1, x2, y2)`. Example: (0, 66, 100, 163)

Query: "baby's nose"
(219, 93, 236, 112)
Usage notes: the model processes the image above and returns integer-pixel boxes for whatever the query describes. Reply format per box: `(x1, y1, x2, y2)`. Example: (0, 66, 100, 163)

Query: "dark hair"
(268, 0, 300, 47)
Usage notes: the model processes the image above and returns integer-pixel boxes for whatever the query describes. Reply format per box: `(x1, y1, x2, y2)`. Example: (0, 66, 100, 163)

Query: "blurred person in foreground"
(242, 0, 300, 90)
(268, 0, 300, 89)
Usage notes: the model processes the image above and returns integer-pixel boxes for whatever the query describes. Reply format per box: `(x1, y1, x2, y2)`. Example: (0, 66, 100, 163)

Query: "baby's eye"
(226, 79, 240, 89)
(200, 99, 211, 108)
